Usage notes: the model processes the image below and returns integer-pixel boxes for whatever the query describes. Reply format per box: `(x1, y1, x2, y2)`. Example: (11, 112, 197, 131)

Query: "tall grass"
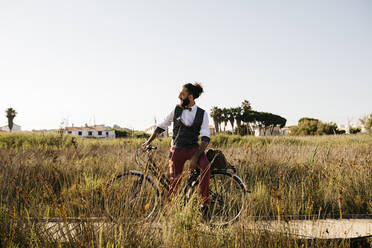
(0, 133, 371, 247)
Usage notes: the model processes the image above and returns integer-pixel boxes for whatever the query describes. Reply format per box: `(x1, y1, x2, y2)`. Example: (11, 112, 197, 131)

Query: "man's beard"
(180, 97, 190, 108)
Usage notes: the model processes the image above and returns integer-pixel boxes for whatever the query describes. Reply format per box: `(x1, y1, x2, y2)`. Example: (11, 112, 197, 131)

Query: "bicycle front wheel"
(105, 170, 160, 223)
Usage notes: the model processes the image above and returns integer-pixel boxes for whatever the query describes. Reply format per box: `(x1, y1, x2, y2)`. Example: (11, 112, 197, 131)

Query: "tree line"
(289, 115, 372, 135)
(210, 100, 287, 135)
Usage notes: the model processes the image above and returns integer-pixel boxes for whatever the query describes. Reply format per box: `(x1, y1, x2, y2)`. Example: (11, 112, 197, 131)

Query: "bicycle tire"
(185, 169, 247, 226)
(105, 170, 161, 223)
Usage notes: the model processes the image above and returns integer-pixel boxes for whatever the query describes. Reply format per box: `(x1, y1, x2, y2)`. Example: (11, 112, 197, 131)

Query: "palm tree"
(5, 108, 17, 132)
(222, 108, 229, 132)
(216, 107, 224, 132)
(241, 100, 253, 135)
(210, 106, 220, 133)
(228, 108, 235, 132)
(234, 107, 243, 135)
(241, 100, 252, 112)
(217, 108, 224, 132)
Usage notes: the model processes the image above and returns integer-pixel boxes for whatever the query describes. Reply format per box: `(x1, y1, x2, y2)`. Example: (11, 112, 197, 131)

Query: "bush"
(290, 118, 342, 136)
(0, 132, 75, 149)
(131, 131, 150, 139)
(114, 129, 129, 138)
(350, 127, 361, 134)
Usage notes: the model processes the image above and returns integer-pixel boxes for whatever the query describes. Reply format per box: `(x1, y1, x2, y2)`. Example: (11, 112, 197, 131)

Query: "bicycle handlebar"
(145, 145, 157, 151)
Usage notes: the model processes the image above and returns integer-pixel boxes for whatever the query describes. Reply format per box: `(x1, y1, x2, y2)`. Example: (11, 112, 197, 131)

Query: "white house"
(338, 124, 351, 134)
(361, 124, 368, 133)
(209, 125, 216, 135)
(280, 127, 291, 136)
(254, 126, 288, 136)
(64, 125, 115, 138)
(0, 123, 22, 132)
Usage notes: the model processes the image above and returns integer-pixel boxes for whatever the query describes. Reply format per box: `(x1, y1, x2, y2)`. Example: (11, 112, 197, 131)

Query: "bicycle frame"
(135, 147, 201, 194)
(137, 148, 171, 192)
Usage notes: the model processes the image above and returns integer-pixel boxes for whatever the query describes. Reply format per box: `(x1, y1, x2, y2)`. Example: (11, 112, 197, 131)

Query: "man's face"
(179, 87, 192, 107)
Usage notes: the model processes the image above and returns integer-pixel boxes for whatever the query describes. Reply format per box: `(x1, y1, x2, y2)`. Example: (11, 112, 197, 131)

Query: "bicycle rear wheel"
(105, 170, 160, 223)
(186, 169, 247, 226)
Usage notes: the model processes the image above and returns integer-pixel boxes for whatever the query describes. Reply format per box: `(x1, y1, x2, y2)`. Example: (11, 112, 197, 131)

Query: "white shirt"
(157, 104, 210, 139)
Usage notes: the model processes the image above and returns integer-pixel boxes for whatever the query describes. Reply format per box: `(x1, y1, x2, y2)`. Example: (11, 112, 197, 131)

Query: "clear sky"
(1, 0, 371, 131)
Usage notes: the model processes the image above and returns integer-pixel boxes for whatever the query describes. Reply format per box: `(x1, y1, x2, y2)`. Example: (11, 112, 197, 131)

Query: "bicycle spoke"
(106, 172, 159, 223)
(130, 177, 144, 198)
(204, 172, 245, 225)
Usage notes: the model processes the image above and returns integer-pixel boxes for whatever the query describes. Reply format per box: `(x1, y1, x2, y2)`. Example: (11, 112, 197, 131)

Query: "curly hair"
(183, 82, 204, 99)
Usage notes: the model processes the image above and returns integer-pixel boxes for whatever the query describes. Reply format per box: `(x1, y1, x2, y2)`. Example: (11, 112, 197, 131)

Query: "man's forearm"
(145, 127, 164, 145)
(146, 131, 158, 144)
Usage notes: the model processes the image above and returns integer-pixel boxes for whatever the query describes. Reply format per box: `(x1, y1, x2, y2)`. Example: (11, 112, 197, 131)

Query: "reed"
(0, 132, 371, 247)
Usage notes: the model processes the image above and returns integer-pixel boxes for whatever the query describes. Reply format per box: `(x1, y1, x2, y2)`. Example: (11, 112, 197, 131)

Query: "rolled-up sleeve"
(200, 111, 210, 143)
(156, 109, 174, 133)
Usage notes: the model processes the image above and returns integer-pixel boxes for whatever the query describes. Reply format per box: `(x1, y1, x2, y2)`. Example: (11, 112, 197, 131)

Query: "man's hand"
(142, 128, 162, 149)
(189, 156, 199, 170)
(141, 140, 150, 149)
(189, 140, 209, 170)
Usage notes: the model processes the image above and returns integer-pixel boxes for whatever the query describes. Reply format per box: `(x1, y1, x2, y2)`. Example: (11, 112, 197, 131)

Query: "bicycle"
(105, 145, 248, 226)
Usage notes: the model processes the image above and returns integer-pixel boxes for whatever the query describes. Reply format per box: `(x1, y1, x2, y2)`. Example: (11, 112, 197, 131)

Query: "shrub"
(290, 118, 342, 136)
(350, 127, 361, 134)
(114, 129, 129, 138)
(131, 131, 150, 139)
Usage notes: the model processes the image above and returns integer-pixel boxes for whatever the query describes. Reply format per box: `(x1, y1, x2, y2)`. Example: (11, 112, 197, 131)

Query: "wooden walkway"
(29, 215, 372, 242)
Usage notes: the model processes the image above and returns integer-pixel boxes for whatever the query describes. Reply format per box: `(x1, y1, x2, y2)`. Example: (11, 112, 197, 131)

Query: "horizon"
(1, 104, 368, 132)
(1, 0, 371, 131)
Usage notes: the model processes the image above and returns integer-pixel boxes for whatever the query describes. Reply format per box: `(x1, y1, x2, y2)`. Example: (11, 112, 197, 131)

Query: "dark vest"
(172, 105, 205, 148)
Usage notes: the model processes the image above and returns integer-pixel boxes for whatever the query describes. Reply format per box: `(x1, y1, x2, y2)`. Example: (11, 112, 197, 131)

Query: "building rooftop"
(65, 125, 111, 132)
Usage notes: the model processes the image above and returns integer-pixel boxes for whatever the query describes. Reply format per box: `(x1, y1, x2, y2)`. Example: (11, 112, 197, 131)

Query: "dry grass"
(0, 132, 371, 247)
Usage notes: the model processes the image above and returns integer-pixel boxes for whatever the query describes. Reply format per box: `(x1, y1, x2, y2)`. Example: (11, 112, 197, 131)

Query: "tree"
(5, 108, 17, 132)
(291, 118, 319, 135)
(258, 112, 287, 135)
(242, 110, 258, 135)
(113, 124, 122, 129)
(216, 108, 224, 132)
(233, 107, 243, 135)
(228, 108, 235, 132)
(317, 122, 338, 135)
(290, 117, 341, 136)
(241, 100, 253, 135)
(221, 108, 229, 131)
(350, 127, 361, 134)
(245, 111, 275, 135)
(241, 100, 252, 112)
(114, 129, 128, 138)
(360, 113, 372, 133)
(299, 117, 319, 123)
(210, 106, 222, 133)
(210, 100, 287, 136)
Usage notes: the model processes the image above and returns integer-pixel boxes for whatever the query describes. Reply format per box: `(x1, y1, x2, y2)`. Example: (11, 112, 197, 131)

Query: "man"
(142, 83, 211, 214)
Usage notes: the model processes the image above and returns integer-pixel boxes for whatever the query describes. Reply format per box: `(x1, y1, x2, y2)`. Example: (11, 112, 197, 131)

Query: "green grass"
(0, 132, 371, 247)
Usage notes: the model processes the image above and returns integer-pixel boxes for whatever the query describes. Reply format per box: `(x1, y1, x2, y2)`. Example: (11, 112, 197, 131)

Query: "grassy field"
(0, 132, 371, 247)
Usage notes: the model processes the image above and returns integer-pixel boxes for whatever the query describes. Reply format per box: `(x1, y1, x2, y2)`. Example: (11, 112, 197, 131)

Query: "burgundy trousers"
(168, 145, 211, 205)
